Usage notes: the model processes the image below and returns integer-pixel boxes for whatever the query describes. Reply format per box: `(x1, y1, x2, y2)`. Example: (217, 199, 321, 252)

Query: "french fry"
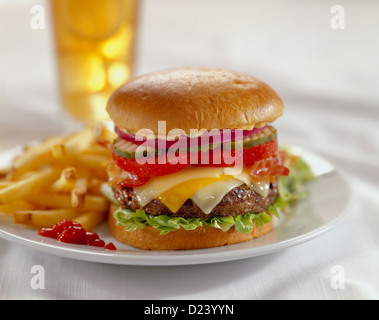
(0, 200, 34, 214)
(87, 177, 103, 195)
(29, 193, 109, 212)
(71, 178, 88, 208)
(11, 134, 67, 178)
(0, 181, 12, 190)
(75, 154, 110, 181)
(51, 167, 77, 192)
(94, 123, 116, 145)
(16, 170, 40, 181)
(0, 167, 60, 205)
(64, 127, 95, 156)
(76, 154, 110, 169)
(73, 211, 107, 231)
(5, 125, 113, 230)
(13, 212, 32, 225)
(27, 193, 71, 209)
(81, 144, 111, 157)
(83, 195, 109, 212)
(14, 208, 80, 228)
(0, 167, 11, 180)
(52, 143, 65, 159)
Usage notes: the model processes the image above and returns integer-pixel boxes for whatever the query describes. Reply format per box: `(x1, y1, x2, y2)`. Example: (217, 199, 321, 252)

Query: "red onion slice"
(115, 125, 267, 149)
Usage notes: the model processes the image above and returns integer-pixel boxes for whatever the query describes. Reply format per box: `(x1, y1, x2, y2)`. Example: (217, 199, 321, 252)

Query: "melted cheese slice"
(133, 167, 271, 214)
(133, 167, 224, 207)
(158, 175, 231, 213)
(191, 178, 244, 214)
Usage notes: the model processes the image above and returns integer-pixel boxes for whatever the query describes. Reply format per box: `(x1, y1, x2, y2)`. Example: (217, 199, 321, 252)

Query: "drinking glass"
(50, 0, 139, 123)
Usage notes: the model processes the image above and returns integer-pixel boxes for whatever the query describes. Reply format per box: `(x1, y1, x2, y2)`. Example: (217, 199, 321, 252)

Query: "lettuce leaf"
(112, 152, 315, 235)
(277, 152, 315, 213)
(114, 207, 275, 235)
(113, 182, 306, 236)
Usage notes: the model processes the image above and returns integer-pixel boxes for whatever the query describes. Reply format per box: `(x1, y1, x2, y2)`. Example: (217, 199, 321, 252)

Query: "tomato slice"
(193, 139, 278, 167)
(112, 139, 279, 177)
(243, 139, 278, 165)
(113, 153, 189, 178)
(108, 158, 150, 186)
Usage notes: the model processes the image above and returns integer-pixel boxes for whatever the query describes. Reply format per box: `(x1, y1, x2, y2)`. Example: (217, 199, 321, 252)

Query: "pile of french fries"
(0, 124, 116, 231)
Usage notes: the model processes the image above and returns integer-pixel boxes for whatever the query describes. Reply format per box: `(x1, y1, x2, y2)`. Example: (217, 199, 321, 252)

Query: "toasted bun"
(108, 204, 273, 250)
(106, 68, 284, 135)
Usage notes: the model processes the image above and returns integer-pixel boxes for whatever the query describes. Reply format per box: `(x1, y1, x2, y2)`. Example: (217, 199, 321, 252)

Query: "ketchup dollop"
(38, 219, 116, 250)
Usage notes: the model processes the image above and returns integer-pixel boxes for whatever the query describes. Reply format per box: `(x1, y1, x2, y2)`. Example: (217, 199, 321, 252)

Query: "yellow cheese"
(133, 167, 224, 207)
(158, 175, 231, 213)
(133, 166, 271, 214)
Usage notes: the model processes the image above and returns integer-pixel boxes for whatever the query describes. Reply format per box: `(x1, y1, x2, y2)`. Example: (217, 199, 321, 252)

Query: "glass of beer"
(49, 0, 139, 123)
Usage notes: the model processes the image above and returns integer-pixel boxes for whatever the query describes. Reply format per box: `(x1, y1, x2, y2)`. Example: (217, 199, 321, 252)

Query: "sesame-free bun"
(108, 204, 273, 250)
(106, 68, 284, 135)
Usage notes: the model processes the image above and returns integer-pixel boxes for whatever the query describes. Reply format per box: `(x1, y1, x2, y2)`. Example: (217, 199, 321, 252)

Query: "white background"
(0, 0, 378, 299)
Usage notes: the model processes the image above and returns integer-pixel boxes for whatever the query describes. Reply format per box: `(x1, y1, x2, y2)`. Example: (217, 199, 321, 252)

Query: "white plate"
(0, 146, 353, 266)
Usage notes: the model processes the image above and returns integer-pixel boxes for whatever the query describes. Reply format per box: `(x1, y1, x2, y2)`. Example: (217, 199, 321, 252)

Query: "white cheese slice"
(133, 166, 271, 211)
(190, 178, 244, 214)
(133, 167, 224, 207)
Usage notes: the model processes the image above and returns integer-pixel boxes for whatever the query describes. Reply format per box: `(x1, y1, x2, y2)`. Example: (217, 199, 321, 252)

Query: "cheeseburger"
(104, 68, 292, 250)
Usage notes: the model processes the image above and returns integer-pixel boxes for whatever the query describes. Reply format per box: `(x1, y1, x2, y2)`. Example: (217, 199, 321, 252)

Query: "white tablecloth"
(1, 0, 378, 300)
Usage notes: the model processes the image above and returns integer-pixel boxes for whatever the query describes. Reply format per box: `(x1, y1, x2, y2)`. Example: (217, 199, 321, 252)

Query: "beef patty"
(112, 180, 279, 219)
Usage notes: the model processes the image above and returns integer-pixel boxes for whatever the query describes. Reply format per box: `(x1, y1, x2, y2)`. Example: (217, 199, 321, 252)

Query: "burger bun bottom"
(108, 204, 273, 250)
